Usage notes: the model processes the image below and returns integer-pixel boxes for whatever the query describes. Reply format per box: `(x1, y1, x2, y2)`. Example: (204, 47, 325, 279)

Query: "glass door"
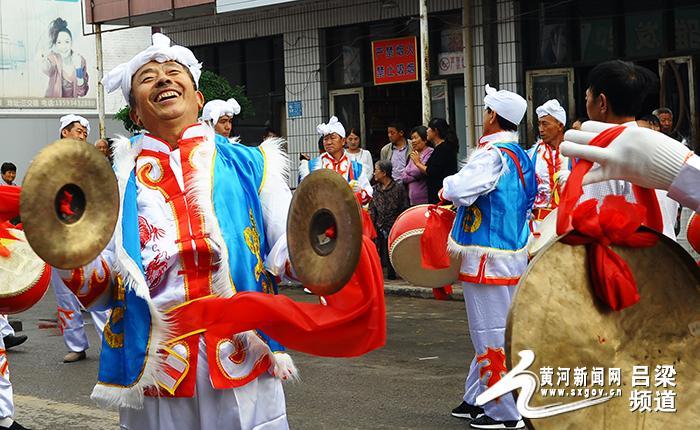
(329, 88, 365, 144)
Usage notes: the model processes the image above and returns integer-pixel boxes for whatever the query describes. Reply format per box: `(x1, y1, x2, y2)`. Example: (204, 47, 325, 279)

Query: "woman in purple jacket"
(402, 125, 434, 205)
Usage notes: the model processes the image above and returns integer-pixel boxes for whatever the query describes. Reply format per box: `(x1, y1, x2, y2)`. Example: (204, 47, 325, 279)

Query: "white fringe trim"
(183, 124, 234, 299)
(258, 137, 292, 252)
(447, 235, 529, 262)
(246, 331, 299, 383)
(92, 135, 172, 410)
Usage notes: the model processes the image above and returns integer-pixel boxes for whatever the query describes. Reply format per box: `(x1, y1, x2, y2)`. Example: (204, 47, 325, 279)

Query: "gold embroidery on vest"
(462, 206, 483, 233)
(243, 209, 264, 282)
(104, 276, 125, 348)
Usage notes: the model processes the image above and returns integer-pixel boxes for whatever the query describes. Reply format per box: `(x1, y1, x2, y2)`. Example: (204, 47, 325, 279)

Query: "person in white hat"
(58, 114, 90, 141)
(527, 99, 571, 233)
(442, 84, 535, 430)
(300, 115, 373, 203)
(201, 98, 241, 140)
(52, 33, 297, 429)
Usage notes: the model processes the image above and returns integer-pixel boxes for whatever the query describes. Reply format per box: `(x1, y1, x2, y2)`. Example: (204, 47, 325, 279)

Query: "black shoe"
(451, 401, 484, 419)
(470, 414, 524, 429)
(1, 421, 31, 430)
(3, 335, 27, 350)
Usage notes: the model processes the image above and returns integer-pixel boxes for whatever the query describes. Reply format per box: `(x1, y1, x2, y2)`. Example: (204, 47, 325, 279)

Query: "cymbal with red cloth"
(20, 139, 118, 269)
(287, 169, 362, 296)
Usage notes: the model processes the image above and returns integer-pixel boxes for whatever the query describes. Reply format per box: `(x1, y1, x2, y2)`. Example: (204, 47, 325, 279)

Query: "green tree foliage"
(114, 70, 254, 133)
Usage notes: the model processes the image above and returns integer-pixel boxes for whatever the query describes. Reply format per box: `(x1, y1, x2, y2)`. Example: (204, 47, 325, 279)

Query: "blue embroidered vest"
(449, 141, 536, 252)
(96, 133, 283, 404)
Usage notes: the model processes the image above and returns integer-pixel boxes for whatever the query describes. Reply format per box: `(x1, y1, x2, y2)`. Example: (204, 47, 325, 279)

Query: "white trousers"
(51, 270, 109, 352)
(0, 317, 14, 338)
(120, 337, 288, 430)
(462, 282, 520, 422)
(0, 322, 13, 420)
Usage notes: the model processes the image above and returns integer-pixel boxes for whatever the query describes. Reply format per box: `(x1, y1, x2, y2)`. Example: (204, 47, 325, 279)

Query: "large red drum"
(388, 205, 460, 288)
(0, 228, 51, 314)
(687, 212, 700, 254)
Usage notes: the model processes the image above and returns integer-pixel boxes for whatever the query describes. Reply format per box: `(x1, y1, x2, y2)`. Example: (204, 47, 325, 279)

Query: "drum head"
(287, 169, 362, 296)
(0, 229, 51, 313)
(508, 230, 700, 428)
(390, 233, 460, 288)
(528, 208, 560, 258)
(21, 139, 119, 269)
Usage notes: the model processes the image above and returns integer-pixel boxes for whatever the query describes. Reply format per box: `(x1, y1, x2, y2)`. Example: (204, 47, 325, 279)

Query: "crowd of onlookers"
(355, 105, 691, 282)
(3, 105, 691, 285)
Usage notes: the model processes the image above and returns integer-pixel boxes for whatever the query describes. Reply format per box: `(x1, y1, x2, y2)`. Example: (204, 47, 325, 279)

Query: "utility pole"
(419, 0, 431, 125)
(95, 24, 106, 139)
(462, 0, 475, 154)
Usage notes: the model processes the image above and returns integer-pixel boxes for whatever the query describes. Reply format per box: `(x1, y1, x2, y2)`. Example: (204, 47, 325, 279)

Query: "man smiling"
(56, 33, 296, 429)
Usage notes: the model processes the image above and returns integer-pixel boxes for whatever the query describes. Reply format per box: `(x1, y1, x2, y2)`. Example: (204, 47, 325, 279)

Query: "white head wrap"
(59, 114, 90, 135)
(102, 33, 202, 103)
(317, 116, 346, 138)
(201, 98, 241, 123)
(483, 84, 527, 125)
(536, 99, 566, 126)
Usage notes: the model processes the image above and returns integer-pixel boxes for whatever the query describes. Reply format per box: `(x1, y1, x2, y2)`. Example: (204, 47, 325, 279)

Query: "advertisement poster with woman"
(0, 0, 96, 109)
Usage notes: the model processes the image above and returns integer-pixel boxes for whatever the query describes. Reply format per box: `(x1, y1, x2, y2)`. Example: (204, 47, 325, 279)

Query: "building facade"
(0, 0, 150, 181)
(152, 0, 524, 185)
(83, 0, 700, 187)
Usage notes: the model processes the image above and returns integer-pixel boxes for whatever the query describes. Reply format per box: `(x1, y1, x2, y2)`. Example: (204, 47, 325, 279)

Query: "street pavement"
(8, 285, 474, 429)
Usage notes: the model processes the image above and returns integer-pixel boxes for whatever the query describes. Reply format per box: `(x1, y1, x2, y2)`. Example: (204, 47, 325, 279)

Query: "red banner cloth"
(420, 205, 453, 270)
(0, 186, 20, 257)
(0, 186, 19, 223)
(170, 235, 386, 357)
(556, 125, 662, 311)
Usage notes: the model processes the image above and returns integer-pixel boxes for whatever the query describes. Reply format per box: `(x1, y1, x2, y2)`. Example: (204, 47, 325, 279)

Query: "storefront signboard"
(371, 36, 418, 86)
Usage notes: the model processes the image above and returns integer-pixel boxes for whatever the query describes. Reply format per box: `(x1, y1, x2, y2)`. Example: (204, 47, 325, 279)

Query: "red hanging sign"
(371, 36, 418, 86)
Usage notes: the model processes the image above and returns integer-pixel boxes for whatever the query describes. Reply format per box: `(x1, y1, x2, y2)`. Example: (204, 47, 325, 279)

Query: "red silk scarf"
(171, 235, 386, 357)
(556, 126, 663, 311)
(420, 204, 453, 270)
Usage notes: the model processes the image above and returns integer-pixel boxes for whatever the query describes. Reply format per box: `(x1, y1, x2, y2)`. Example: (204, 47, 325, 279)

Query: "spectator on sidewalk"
(380, 122, 410, 183)
(0, 164, 16, 186)
(345, 128, 373, 177)
(402, 126, 434, 206)
(410, 118, 458, 204)
(653, 107, 686, 145)
(369, 160, 408, 280)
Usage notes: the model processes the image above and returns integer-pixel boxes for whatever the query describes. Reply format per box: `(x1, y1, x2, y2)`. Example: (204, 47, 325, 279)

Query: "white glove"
(269, 352, 299, 382)
(561, 121, 692, 191)
(349, 180, 362, 193)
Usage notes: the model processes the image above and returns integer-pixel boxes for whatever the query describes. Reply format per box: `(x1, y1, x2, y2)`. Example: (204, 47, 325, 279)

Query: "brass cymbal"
(507, 229, 700, 428)
(287, 169, 362, 296)
(20, 139, 119, 269)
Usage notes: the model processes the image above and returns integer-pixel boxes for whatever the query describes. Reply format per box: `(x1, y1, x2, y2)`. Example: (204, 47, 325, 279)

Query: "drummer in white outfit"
(443, 85, 536, 430)
(53, 115, 110, 363)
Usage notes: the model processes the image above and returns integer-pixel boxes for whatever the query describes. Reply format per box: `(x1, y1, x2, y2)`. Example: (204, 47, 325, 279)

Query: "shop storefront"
(325, 11, 467, 159)
(521, 0, 700, 148)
